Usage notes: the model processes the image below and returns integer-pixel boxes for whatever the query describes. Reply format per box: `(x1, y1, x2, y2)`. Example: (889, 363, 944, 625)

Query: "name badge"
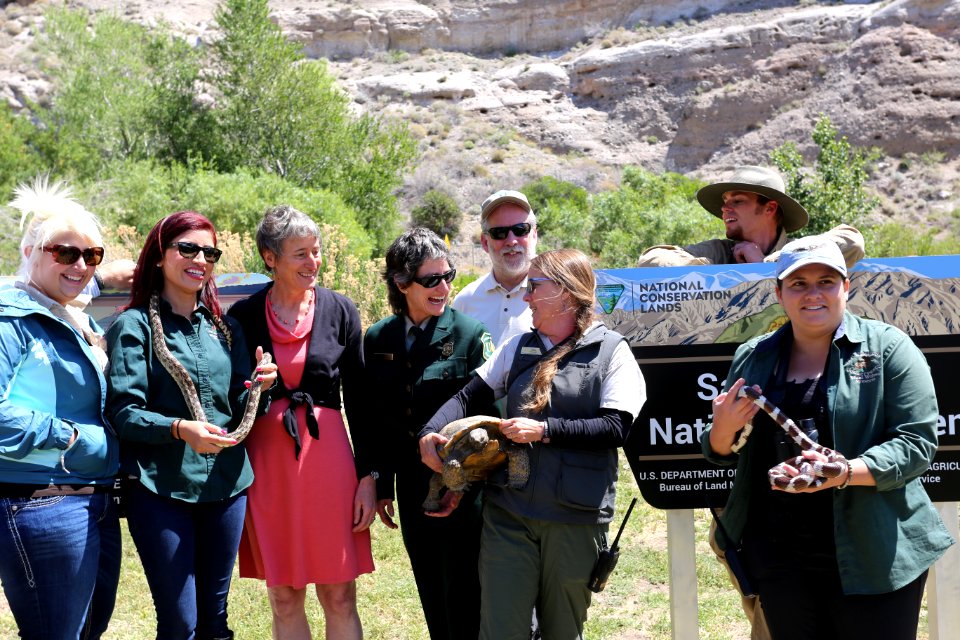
(375, 352, 394, 361)
(521, 347, 542, 356)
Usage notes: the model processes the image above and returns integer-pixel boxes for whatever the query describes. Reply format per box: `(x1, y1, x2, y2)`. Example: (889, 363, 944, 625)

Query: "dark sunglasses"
(525, 277, 554, 294)
(43, 244, 105, 266)
(412, 268, 456, 288)
(485, 223, 532, 241)
(168, 241, 222, 264)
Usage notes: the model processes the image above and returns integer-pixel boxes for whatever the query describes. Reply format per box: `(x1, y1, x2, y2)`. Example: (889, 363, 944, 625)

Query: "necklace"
(269, 288, 313, 327)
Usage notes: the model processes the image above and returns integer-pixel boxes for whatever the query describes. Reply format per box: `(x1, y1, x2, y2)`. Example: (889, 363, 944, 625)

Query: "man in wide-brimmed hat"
(637, 165, 864, 267)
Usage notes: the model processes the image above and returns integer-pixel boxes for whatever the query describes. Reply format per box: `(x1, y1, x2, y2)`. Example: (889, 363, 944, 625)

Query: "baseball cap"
(776, 237, 847, 280)
(480, 190, 532, 223)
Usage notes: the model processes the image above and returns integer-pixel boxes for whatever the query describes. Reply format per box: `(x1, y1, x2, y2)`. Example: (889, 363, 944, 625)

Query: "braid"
(520, 305, 594, 414)
(518, 248, 597, 415)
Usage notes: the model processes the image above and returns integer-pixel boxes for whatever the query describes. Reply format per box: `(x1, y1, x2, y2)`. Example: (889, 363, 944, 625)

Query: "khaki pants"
(708, 517, 771, 640)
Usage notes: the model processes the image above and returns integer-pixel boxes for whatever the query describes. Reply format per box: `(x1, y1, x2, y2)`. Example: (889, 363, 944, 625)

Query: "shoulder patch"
(481, 332, 494, 361)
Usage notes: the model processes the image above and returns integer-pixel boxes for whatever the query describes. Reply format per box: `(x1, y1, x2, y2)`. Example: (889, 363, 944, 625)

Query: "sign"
(596, 256, 960, 509)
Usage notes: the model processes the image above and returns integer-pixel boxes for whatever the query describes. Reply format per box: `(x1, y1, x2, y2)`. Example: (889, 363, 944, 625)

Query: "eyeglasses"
(484, 223, 533, 241)
(526, 277, 554, 294)
(168, 241, 222, 264)
(411, 268, 456, 288)
(43, 245, 105, 266)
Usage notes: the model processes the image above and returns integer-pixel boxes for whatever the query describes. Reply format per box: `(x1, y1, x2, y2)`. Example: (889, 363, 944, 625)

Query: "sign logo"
(596, 284, 625, 314)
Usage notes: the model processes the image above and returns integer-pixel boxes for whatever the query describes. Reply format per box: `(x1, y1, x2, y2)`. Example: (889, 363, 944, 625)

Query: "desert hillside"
(2, 0, 958, 242)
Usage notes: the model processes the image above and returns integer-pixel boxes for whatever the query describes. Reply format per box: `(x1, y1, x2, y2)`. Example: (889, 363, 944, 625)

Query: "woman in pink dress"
(228, 205, 376, 639)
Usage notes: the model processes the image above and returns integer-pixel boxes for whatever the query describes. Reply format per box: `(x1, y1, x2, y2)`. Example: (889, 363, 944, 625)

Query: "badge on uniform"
(481, 333, 494, 360)
(521, 346, 542, 356)
(375, 352, 395, 361)
(441, 341, 454, 357)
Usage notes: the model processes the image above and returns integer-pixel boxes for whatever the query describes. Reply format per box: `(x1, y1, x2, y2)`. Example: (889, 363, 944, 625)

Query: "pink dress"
(238, 298, 374, 587)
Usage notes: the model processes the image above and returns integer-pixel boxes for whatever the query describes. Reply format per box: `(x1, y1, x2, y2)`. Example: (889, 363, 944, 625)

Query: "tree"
(521, 176, 591, 252)
(36, 8, 209, 177)
(411, 190, 461, 239)
(770, 115, 878, 236)
(208, 0, 417, 253)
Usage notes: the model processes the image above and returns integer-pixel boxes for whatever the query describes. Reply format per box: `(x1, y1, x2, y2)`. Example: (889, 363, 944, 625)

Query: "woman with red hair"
(105, 211, 276, 640)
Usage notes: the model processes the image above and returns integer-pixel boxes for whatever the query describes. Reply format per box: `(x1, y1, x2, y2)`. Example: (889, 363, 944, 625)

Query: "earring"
(156, 263, 162, 267)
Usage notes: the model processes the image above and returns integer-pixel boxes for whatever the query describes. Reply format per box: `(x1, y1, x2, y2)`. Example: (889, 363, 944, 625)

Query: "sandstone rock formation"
(1, 0, 958, 231)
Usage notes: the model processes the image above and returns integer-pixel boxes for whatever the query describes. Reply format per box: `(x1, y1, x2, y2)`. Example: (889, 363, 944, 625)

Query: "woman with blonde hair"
(0, 178, 120, 639)
(420, 248, 646, 640)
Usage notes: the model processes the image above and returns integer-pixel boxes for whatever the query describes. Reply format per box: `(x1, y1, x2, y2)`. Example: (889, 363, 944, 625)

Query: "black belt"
(0, 483, 114, 498)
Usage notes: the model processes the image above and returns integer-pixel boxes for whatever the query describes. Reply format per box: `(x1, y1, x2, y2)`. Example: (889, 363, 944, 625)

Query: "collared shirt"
(403, 316, 432, 352)
(702, 311, 954, 594)
(105, 298, 256, 502)
(452, 271, 532, 347)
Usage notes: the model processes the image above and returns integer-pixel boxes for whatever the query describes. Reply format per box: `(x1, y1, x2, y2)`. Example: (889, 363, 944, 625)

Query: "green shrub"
(208, 0, 417, 253)
(82, 159, 374, 260)
(34, 0, 416, 256)
(862, 222, 960, 258)
(521, 176, 591, 252)
(771, 115, 879, 236)
(37, 8, 210, 176)
(0, 105, 42, 199)
(590, 168, 712, 267)
(411, 190, 462, 239)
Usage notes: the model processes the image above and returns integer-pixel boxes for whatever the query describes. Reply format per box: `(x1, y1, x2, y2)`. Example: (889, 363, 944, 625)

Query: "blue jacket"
(702, 311, 954, 594)
(0, 286, 118, 485)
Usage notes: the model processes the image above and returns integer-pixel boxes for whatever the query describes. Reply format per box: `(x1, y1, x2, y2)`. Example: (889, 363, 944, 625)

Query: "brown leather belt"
(0, 483, 113, 498)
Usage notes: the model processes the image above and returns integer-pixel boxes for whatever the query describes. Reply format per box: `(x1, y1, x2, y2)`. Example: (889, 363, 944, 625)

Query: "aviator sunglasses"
(168, 241, 223, 264)
(411, 268, 457, 288)
(525, 277, 555, 294)
(43, 244, 105, 266)
(485, 222, 532, 241)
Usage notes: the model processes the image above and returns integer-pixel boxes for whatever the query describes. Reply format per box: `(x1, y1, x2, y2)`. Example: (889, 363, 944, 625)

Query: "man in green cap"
(637, 165, 864, 267)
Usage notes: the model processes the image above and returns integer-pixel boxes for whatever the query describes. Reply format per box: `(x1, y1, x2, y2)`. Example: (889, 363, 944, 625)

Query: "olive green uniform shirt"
(106, 299, 262, 502)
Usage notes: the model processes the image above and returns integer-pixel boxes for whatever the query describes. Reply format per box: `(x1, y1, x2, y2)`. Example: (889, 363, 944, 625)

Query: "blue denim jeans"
(125, 482, 246, 640)
(0, 491, 121, 640)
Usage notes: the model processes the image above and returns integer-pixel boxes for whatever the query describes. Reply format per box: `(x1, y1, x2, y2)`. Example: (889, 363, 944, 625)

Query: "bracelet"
(838, 459, 855, 490)
(172, 419, 181, 441)
(541, 420, 550, 444)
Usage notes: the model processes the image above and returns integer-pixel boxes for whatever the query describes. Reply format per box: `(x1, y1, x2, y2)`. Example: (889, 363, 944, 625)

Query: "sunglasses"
(412, 268, 456, 288)
(525, 277, 554, 294)
(168, 241, 222, 264)
(485, 223, 533, 241)
(43, 244, 105, 266)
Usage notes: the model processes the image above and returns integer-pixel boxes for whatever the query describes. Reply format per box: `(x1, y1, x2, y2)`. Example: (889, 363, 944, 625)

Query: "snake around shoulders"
(149, 292, 271, 444)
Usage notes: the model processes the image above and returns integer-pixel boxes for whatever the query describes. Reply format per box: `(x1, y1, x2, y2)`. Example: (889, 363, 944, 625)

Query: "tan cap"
(480, 190, 532, 222)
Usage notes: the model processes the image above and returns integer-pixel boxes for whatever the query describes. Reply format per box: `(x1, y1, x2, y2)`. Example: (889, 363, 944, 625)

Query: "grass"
(0, 457, 935, 638)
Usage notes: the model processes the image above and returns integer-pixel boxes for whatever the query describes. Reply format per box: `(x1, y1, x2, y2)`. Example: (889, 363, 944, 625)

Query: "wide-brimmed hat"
(480, 189, 532, 223)
(696, 165, 809, 233)
(776, 237, 847, 280)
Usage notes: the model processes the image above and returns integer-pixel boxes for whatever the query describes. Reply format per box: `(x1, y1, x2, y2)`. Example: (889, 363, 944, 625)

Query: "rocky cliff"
(2, 0, 958, 233)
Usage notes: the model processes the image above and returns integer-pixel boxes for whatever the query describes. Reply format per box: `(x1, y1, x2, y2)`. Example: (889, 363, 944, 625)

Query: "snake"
(736, 386, 848, 492)
(149, 292, 271, 444)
